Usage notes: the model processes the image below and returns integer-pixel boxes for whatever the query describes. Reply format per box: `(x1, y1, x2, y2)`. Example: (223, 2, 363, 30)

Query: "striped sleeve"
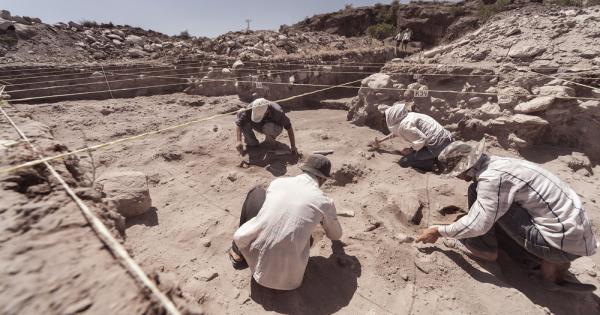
(438, 173, 517, 239)
(398, 121, 428, 151)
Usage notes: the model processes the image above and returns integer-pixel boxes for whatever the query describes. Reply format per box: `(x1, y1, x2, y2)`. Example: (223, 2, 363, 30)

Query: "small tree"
(367, 23, 395, 40)
(179, 30, 191, 39)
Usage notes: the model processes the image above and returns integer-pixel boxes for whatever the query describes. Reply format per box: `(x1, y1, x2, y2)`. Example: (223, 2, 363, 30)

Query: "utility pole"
(245, 19, 251, 33)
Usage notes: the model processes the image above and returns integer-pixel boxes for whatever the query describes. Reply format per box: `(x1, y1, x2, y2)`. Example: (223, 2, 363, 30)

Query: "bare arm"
(287, 127, 297, 152)
(376, 133, 395, 143)
(236, 125, 242, 143)
(235, 125, 243, 155)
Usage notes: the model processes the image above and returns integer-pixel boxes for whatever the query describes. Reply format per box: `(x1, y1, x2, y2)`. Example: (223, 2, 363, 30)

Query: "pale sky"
(1, 0, 406, 38)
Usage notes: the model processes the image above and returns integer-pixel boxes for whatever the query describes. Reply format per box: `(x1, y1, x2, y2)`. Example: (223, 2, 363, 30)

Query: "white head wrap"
(385, 102, 408, 134)
(250, 98, 270, 123)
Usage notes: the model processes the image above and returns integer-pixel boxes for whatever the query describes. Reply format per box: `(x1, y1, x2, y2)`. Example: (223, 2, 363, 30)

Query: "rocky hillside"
(0, 9, 386, 65)
(0, 9, 203, 64)
(200, 29, 383, 60)
(349, 3, 600, 161)
(423, 4, 600, 67)
(288, 0, 483, 47)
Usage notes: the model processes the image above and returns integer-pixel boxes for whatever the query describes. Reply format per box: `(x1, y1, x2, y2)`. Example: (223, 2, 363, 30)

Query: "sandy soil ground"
(9, 93, 600, 315)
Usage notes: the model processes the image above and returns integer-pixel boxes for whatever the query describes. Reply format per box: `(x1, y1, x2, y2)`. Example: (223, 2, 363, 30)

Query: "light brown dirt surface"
(4, 93, 599, 315)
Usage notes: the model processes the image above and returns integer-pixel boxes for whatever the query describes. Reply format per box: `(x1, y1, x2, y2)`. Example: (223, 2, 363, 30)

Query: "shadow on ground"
(250, 241, 361, 315)
(424, 239, 600, 315)
(125, 207, 159, 228)
(241, 141, 300, 176)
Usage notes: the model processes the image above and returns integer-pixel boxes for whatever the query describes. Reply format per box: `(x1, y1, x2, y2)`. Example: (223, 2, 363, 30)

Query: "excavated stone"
(509, 43, 546, 59)
(99, 170, 152, 218)
(535, 85, 575, 97)
(514, 96, 555, 113)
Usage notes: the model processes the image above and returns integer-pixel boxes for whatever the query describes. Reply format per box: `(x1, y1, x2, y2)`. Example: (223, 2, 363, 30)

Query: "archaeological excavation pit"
(2, 2, 600, 314)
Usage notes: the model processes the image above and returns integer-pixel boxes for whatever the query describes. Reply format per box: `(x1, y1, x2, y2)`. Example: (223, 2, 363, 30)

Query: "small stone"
(337, 210, 355, 217)
(394, 233, 415, 244)
(227, 172, 238, 182)
(400, 273, 409, 281)
(202, 240, 211, 248)
(365, 220, 382, 232)
(194, 270, 218, 282)
(64, 298, 93, 315)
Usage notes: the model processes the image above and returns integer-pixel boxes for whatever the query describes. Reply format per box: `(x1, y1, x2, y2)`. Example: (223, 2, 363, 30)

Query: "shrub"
(367, 23, 396, 40)
(344, 4, 353, 10)
(478, 0, 511, 21)
(449, 6, 466, 17)
(179, 30, 191, 39)
(80, 20, 98, 28)
(100, 22, 114, 28)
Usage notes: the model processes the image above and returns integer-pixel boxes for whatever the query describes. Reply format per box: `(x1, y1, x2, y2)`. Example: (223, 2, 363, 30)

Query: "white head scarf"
(250, 98, 271, 123)
(385, 102, 408, 135)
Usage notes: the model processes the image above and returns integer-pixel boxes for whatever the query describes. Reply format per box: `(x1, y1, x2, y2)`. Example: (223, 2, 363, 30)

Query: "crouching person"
(416, 140, 598, 291)
(373, 102, 453, 172)
(229, 154, 342, 290)
(235, 98, 298, 155)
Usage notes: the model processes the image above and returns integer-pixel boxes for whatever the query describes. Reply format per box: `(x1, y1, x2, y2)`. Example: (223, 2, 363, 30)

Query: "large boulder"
(128, 48, 147, 58)
(347, 73, 398, 130)
(535, 85, 575, 98)
(125, 35, 143, 45)
(514, 96, 555, 113)
(509, 43, 546, 59)
(99, 170, 152, 218)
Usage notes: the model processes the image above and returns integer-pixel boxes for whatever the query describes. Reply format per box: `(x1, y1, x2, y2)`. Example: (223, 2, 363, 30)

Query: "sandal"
(228, 247, 249, 270)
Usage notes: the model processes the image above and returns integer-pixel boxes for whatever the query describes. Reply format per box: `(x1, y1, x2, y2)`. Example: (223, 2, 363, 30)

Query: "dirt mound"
(0, 10, 202, 64)
(0, 112, 161, 314)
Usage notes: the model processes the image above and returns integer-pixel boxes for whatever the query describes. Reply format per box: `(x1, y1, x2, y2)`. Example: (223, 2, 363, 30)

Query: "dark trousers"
(231, 186, 314, 260)
(463, 183, 579, 264)
(399, 147, 437, 172)
(231, 186, 267, 258)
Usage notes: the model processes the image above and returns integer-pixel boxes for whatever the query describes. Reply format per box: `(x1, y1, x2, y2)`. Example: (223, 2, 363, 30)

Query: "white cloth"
(385, 103, 408, 135)
(233, 173, 343, 290)
(250, 98, 272, 123)
(439, 156, 597, 257)
(392, 112, 453, 154)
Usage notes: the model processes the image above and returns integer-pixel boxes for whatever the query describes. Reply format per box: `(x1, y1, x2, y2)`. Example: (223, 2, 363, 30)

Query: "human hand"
(415, 227, 441, 244)
(236, 142, 244, 155)
(291, 145, 298, 154)
(368, 137, 380, 149)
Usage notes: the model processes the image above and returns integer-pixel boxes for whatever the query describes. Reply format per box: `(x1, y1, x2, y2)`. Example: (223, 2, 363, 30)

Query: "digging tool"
(312, 149, 334, 155)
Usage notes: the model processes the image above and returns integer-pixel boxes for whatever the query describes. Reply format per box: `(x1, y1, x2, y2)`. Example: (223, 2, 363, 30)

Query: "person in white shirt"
(372, 102, 453, 172)
(416, 140, 598, 291)
(229, 154, 343, 290)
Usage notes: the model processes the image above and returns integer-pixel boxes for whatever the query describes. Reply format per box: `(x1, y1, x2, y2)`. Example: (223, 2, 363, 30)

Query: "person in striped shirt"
(416, 139, 597, 291)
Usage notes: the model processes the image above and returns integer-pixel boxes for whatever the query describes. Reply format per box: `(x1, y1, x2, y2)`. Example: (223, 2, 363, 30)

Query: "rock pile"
(349, 59, 600, 160)
(423, 5, 600, 68)
(0, 10, 203, 64)
(200, 30, 383, 60)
